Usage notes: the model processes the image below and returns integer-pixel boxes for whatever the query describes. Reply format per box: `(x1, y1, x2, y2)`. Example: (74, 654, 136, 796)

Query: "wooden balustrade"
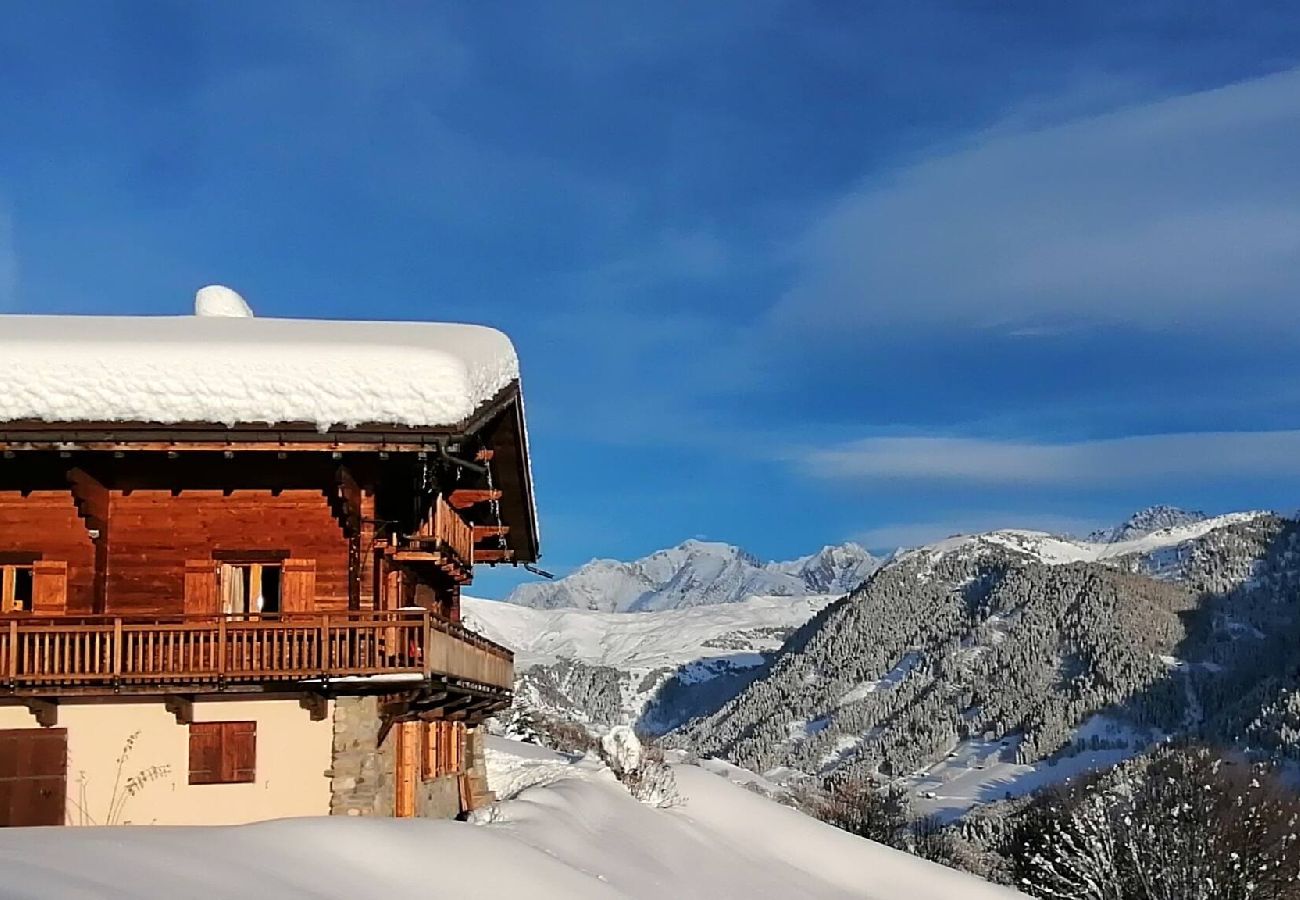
(0, 610, 513, 693)
(412, 494, 475, 566)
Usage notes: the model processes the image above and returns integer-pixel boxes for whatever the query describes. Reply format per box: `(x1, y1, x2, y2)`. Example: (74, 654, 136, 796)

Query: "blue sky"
(3, 2, 1300, 597)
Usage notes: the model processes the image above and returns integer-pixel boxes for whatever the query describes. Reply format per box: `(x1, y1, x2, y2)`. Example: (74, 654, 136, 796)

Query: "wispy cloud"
(768, 67, 1300, 340)
(803, 430, 1300, 487)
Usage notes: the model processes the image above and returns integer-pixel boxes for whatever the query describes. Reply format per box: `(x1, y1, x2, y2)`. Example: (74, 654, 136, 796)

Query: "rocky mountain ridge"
(503, 539, 880, 612)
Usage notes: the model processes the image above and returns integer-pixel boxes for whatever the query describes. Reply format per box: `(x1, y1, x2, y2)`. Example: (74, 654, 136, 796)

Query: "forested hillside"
(670, 513, 1300, 794)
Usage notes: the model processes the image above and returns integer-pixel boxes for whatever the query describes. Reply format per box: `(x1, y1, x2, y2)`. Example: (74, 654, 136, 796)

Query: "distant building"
(0, 289, 537, 826)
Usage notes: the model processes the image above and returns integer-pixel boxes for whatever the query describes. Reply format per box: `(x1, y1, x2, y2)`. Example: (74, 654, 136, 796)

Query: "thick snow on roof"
(0, 308, 520, 430)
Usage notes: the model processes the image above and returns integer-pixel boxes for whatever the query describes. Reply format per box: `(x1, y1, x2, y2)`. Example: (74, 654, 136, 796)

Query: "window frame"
(218, 561, 284, 617)
(0, 564, 35, 613)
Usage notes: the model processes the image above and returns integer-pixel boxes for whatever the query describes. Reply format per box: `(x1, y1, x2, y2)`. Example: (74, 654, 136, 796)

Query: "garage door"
(0, 728, 67, 826)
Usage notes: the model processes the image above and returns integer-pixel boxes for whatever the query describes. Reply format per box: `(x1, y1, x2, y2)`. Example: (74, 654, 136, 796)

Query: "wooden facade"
(0, 382, 537, 729)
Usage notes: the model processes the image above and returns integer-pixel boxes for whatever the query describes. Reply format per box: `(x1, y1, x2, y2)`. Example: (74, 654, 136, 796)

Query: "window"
(421, 721, 465, 781)
(219, 563, 282, 616)
(0, 565, 34, 613)
(189, 722, 256, 785)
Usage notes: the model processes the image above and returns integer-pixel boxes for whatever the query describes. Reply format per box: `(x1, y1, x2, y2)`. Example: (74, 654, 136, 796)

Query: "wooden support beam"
(24, 699, 58, 728)
(66, 467, 109, 536)
(472, 525, 510, 542)
(446, 489, 502, 510)
(447, 697, 497, 722)
(164, 695, 194, 725)
(475, 548, 515, 563)
(299, 693, 328, 722)
(439, 696, 477, 721)
(67, 466, 111, 612)
(332, 466, 362, 538)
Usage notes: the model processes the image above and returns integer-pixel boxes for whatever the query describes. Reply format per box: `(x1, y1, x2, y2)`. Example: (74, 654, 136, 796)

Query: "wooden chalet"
(0, 290, 536, 826)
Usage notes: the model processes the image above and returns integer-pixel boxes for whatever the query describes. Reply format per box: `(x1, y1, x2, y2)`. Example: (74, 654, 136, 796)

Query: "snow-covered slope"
(464, 594, 838, 732)
(0, 738, 1022, 899)
(465, 594, 837, 670)
(504, 539, 878, 612)
(899, 510, 1268, 574)
(478, 737, 1023, 899)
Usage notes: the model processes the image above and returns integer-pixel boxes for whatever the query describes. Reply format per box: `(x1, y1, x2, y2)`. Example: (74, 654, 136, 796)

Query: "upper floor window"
(219, 562, 281, 616)
(0, 565, 33, 613)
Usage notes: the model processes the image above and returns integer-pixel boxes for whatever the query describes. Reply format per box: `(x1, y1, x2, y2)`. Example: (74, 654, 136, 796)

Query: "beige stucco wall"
(0, 698, 333, 826)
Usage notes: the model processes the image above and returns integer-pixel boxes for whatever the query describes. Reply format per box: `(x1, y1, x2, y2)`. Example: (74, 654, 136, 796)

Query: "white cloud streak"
(805, 430, 1300, 487)
(770, 67, 1300, 337)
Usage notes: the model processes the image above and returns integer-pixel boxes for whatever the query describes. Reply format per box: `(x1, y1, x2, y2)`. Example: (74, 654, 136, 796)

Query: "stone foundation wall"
(329, 696, 395, 817)
(328, 698, 492, 820)
(418, 775, 462, 819)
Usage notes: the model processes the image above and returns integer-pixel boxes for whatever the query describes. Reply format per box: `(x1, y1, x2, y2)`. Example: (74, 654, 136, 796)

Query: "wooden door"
(394, 721, 418, 817)
(0, 729, 67, 826)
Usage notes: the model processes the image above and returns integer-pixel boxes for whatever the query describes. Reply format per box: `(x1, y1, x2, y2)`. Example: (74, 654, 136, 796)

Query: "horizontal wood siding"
(108, 491, 348, 615)
(0, 492, 95, 614)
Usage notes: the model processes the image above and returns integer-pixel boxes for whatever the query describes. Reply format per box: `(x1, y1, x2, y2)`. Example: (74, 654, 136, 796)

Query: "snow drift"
(0, 737, 1023, 899)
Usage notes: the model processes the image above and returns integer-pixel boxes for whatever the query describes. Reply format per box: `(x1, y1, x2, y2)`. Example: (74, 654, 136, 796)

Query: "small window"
(0, 565, 33, 613)
(421, 721, 465, 781)
(189, 721, 256, 785)
(219, 563, 281, 616)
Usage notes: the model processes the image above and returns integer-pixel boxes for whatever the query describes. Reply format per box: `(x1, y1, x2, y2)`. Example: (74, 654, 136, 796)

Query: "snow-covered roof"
(0, 303, 520, 431)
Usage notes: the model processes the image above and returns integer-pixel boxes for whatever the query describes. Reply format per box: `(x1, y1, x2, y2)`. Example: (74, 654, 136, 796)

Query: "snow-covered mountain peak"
(503, 540, 877, 612)
(1087, 505, 1209, 543)
(897, 511, 1273, 577)
(768, 543, 880, 594)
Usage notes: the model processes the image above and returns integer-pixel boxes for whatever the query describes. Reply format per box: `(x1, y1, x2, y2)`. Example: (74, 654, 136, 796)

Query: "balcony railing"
(399, 493, 474, 571)
(0, 610, 513, 694)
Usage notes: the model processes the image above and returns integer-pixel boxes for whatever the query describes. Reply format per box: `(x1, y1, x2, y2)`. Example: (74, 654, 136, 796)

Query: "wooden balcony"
(390, 493, 475, 582)
(0, 610, 513, 697)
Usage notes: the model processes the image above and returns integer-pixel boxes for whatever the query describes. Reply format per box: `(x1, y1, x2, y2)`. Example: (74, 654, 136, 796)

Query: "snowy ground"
(477, 736, 1025, 898)
(0, 737, 1024, 899)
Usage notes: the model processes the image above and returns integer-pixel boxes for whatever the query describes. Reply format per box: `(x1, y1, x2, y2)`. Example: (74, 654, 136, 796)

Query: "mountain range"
(502, 539, 880, 612)
(671, 507, 1300, 818)
(480, 506, 1300, 822)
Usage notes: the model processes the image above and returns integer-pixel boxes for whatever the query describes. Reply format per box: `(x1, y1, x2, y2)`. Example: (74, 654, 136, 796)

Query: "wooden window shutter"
(440, 722, 454, 775)
(31, 561, 68, 615)
(224, 721, 257, 783)
(183, 560, 219, 616)
(280, 559, 316, 614)
(394, 721, 418, 817)
(420, 721, 434, 781)
(189, 723, 223, 784)
(189, 722, 256, 784)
